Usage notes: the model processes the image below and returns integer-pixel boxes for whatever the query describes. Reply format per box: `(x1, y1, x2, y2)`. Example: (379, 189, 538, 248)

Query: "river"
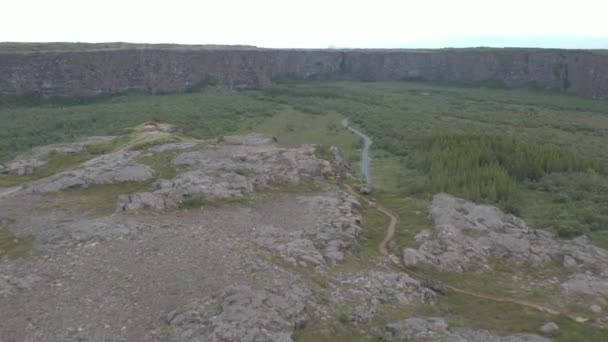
(342, 117, 372, 189)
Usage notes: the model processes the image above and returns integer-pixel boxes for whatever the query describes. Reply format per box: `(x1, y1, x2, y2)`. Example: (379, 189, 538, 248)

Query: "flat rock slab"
(28, 150, 155, 193)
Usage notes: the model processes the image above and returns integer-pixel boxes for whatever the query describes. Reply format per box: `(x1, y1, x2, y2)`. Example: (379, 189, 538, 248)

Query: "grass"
(257, 80, 608, 247)
(136, 150, 181, 179)
(239, 109, 360, 160)
(0, 89, 278, 162)
(0, 228, 35, 258)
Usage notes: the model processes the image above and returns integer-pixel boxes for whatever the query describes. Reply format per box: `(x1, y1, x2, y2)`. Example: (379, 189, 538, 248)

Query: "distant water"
(342, 117, 372, 187)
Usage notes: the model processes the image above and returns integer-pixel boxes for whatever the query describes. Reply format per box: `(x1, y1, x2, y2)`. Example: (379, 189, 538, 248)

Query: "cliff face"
(1, 46, 607, 98)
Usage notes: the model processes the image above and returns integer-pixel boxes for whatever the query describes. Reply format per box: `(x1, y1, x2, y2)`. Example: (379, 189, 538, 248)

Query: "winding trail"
(340, 117, 600, 328)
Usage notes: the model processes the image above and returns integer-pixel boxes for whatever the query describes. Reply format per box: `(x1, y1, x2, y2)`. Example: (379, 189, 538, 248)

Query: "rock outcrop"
(0, 136, 115, 176)
(28, 150, 155, 193)
(403, 193, 608, 272)
(1, 45, 607, 98)
(167, 285, 312, 342)
(116, 134, 333, 211)
(403, 193, 608, 302)
(381, 317, 551, 341)
(256, 193, 362, 265)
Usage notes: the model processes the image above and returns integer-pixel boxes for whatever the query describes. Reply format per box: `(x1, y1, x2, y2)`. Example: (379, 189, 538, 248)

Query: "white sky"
(2, 0, 608, 48)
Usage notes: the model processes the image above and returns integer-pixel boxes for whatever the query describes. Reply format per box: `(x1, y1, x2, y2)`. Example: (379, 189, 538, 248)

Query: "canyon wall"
(0, 46, 607, 98)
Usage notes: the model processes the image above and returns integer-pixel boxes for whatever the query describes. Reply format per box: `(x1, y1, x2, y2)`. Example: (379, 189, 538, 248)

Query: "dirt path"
(341, 183, 600, 327)
(343, 184, 400, 260)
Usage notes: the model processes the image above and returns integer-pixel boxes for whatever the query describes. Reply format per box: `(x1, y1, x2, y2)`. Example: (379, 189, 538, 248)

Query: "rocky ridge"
(116, 134, 333, 211)
(403, 193, 608, 310)
(0, 136, 115, 176)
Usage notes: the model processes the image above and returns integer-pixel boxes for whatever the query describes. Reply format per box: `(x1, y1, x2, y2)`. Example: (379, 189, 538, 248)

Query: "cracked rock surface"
(0, 136, 116, 176)
(28, 150, 155, 193)
(381, 317, 551, 342)
(116, 133, 333, 211)
(403, 193, 608, 304)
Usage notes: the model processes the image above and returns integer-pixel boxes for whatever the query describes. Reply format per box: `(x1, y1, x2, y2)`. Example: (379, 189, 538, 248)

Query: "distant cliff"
(1, 44, 607, 99)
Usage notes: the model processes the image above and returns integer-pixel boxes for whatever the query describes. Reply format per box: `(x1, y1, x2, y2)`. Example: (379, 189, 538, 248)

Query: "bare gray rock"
(561, 274, 608, 297)
(254, 192, 362, 266)
(119, 135, 333, 211)
(167, 285, 311, 342)
(407, 193, 608, 274)
(403, 193, 608, 303)
(0, 266, 41, 297)
(116, 191, 170, 211)
(402, 248, 424, 267)
(296, 194, 362, 264)
(29, 150, 155, 193)
(333, 270, 433, 307)
(350, 299, 380, 324)
(382, 317, 551, 342)
(0, 136, 116, 176)
(590, 304, 603, 313)
(36, 216, 145, 250)
(539, 321, 559, 335)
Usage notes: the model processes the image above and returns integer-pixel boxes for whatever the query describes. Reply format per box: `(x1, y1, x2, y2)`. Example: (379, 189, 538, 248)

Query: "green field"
(2, 80, 608, 247)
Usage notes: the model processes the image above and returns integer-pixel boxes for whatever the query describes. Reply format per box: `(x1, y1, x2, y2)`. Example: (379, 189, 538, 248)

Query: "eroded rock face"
(381, 317, 551, 342)
(28, 150, 155, 193)
(167, 285, 311, 342)
(0, 136, 115, 176)
(117, 134, 333, 211)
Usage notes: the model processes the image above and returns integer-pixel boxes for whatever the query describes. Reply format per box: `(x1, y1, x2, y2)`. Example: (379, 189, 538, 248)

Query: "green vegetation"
(0, 90, 278, 161)
(239, 109, 359, 161)
(50, 182, 153, 217)
(256, 80, 608, 245)
(0, 227, 34, 258)
(422, 134, 603, 212)
(3, 80, 607, 242)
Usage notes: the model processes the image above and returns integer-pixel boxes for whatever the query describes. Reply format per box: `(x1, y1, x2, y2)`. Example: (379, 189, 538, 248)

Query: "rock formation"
(381, 317, 551, 341)
(1, 45, 607, 98)
(403, 193, 608, 303)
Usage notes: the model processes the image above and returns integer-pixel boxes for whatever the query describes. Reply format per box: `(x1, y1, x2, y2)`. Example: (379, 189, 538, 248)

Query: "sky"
(2, 0, 607, 49)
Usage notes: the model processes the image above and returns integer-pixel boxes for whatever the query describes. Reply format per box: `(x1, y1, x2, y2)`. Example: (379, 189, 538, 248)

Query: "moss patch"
(0, 228, 35, 258)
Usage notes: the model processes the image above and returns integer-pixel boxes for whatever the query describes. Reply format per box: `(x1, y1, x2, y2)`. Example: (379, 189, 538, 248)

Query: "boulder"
(539, 321, 559, 335)
(402, 248, 423, 267)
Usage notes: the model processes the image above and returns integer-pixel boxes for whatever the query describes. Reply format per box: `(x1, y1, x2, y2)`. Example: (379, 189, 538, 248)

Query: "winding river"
(342, 117, 372, 189)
